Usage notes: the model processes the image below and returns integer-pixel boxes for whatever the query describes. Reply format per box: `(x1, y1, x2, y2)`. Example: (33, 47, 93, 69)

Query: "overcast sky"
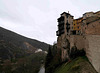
(0, 0, 100, 44)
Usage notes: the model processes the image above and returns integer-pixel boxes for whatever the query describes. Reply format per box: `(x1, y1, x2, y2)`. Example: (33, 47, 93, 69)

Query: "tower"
(56, 12, 74, 36)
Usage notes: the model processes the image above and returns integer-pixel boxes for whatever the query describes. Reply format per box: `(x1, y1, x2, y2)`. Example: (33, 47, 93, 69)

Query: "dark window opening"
(66, 15, 68, 18)
(72, 31, 76, 35)
(78, 26, 79, 29)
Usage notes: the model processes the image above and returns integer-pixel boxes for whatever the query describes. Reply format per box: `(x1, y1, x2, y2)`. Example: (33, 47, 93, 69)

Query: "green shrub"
(70, 46, 86, 59)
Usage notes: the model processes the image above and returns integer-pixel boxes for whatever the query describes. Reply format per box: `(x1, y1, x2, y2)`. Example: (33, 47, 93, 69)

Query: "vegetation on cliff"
(0, 51, 46, 73)
(45, 43, 97, 73)
(45, 44, 62, 73)
(54, 56, 97, 73)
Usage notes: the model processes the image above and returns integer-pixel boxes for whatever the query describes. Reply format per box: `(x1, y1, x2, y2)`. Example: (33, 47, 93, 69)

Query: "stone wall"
(67, 35, 85, 50)
(85, 35, 100, 73)
(67, 35, 100, 73)
(57, 34, 70, 61)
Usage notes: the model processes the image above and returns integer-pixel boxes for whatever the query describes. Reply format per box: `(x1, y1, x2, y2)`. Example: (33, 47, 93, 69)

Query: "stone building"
(82, 16, 100, 35)
(94, 11, 100, 17)
(81, 11, 100, 35)
(82, 12, 94, 31)
(56, 12, 74, 36)
(83, 12, 94, 19)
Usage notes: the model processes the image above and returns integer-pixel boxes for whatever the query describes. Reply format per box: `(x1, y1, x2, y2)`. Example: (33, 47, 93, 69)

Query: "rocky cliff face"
(57, 34, 100, 73)
(57, 35, 70, 61)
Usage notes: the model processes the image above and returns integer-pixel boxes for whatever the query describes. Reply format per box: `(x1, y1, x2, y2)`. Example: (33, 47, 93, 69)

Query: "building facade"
(56, 12, 74, 36)
(73, 17, 83, 35)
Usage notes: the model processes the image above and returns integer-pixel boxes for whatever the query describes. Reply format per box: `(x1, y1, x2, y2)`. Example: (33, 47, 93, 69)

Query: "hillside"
(0, 40, 25, 60)
(0, 39, 47, 73)
(54, 56, 97, 73)
(0, 26, 49, 73)
(0, 26, 49, 51)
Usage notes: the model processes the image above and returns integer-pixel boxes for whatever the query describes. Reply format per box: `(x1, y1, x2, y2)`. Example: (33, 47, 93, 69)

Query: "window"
(67, 20, 68, 23)
(66, 15, 68, 18)
(78, 26, 79, 29)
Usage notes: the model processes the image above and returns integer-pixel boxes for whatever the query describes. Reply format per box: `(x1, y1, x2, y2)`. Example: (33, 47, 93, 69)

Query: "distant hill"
(0, 27, 49, 51)
(0, 26, 49, 73)
(0, 40, 25, 60)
